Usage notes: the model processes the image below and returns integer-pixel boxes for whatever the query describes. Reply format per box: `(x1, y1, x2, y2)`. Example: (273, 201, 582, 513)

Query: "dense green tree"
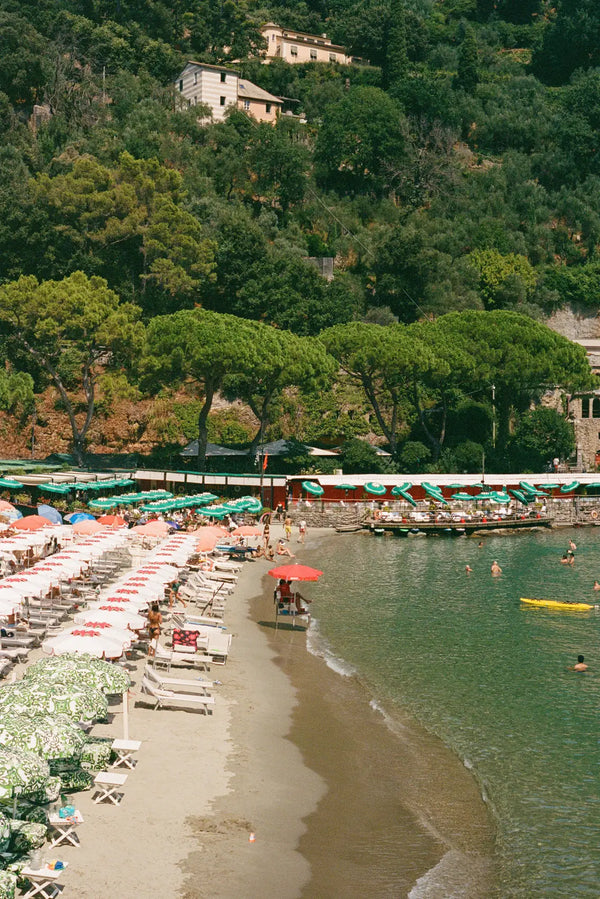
(532, 0, 600, 86)
(30, 153, 216, 312)
(314, 87, 407, 196)
(434, 311, 595, 448)
(223, 326, 334, 447)
(144, 308, 256, 468)
(321, 322, 432, 455)
(509, 406, 575, 472)
(0, 271, 143, 464)
(0, 13, 49, 107)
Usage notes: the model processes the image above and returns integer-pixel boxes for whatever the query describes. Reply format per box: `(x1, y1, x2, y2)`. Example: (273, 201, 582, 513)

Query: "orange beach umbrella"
(268, 563, 323, 582)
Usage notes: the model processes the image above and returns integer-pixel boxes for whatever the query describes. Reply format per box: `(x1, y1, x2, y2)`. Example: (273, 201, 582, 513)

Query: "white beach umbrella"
(42, 627, 130, 659)
(74, 609, 146, 630)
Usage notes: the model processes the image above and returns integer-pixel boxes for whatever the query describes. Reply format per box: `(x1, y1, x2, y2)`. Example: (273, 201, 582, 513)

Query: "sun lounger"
(0, 646, 28, 662)
(140, 676, 213, 713)
(151, 641, 212, 673)
(144, 664, 213, 695)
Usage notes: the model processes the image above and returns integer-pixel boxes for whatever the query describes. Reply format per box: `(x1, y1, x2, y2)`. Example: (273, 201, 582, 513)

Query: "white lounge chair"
(152, 641, 212, 673)
(144, 664, 213, 695)
(140, 676, 214, 713)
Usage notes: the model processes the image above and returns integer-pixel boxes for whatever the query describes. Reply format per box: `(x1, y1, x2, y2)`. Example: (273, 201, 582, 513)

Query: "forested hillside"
(0, 0, 598, 473)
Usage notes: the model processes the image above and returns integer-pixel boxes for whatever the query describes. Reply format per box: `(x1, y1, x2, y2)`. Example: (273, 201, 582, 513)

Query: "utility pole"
(491, 383, 496, 448)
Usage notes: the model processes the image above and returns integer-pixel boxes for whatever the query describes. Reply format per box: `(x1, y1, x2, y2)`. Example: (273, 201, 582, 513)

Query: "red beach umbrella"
(97, 515, 127, 528)
(268, 563, 323, 582)
(73, 520, 104, 535)
(231, 526, 262, 537)
(12, 515, 53, 531)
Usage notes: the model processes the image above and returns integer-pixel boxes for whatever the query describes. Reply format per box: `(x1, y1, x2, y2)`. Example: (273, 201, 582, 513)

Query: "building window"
(194, 72, 198, 84)
(310, 49, 317, 60)
(329, 53, 336, 63)
(290, 45, 298, 56)
(220, 72, 226, 83)
(593, 398, 600, 418)
(266, 103, 271, 113)
(187, 99, 191, 107)
(179, 80, 183, 92)
(243, 100, 250, 110)
(220, 96, 226, 106)
(582, 397, 591, 418)
(271, 34, 276, 41)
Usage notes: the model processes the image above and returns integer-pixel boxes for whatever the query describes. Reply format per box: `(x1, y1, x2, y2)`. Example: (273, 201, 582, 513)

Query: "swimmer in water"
(491, 560, 502, 576)
(570, 655, 588, 672)
(465, 564, 473, 573)
(594, 581, 600, 591)
(569, 539, 577, 552)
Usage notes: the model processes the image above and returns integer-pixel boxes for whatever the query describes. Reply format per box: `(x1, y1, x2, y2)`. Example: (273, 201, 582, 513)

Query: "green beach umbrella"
(88, 497, 119, 510)
(560, 481, 580, 493)
(25, 655, 130, 695)
(334, 483, 358, 491)
(0, 715, 85, 761)
(444, 483, 467, 489)
(0, 749, 50, 802)
(0, 681, 108, 723)
(391, 484, 416, 506)
(302, 481, 324, 496)
(37, 483, 72, 495)
(510, 489, 531, 505)
(364, 482, 387, 496)
(491, 492, 511, 504)
(0, 478, 23, 489)
(450, 492, 474, 501)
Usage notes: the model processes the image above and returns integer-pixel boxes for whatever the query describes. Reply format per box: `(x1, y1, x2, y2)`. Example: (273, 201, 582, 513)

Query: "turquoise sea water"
(305, 528, 600, 898)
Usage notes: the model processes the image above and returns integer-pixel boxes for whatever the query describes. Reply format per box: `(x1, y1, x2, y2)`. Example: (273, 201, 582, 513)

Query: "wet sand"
(191, 525, 496, 897)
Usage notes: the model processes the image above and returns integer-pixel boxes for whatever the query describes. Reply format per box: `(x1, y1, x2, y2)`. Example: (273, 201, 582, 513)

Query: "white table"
(111, 739, 142, 770)
(47, 810, 83, 847)
(20, 861, 69, 898)
(93, 771, 128, 805)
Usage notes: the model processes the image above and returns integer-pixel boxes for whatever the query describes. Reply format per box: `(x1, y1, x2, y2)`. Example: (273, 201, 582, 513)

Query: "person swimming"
(571, 655, 588, 672)
(491, 560, 502, 576)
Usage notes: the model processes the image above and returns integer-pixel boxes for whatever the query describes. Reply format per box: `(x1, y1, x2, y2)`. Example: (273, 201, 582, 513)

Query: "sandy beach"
(13, 525, 495, 898)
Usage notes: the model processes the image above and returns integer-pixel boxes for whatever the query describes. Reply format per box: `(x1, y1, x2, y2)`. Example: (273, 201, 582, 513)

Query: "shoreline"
(27, 526, 496, 897)
(187, 525, 496, 897)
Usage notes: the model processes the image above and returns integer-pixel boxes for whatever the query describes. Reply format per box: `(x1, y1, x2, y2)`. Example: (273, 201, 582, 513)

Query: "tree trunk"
(197, 381, 216, 471)
(362, 375, 398, 455)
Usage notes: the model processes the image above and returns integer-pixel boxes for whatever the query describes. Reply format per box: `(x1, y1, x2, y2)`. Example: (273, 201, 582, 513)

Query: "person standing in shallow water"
(491, 560, 502, 576)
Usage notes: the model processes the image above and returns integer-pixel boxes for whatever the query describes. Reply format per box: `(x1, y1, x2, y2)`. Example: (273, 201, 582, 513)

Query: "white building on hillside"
(174, 61, 282, 124)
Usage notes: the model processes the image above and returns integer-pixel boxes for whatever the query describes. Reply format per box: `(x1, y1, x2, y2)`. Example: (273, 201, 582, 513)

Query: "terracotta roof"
(238, 79, 282, 105)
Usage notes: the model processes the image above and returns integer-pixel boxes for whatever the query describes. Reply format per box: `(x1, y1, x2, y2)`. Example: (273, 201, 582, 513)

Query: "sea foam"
(305, 618, 356, 677)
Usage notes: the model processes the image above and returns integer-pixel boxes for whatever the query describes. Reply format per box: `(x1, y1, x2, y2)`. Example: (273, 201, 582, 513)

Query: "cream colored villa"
(260, 22, 351, 65)
(174, 61, 282, 123)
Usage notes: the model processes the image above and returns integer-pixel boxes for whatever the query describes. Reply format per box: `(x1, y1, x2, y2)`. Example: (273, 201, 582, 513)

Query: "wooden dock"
(365, 516, 554, 536)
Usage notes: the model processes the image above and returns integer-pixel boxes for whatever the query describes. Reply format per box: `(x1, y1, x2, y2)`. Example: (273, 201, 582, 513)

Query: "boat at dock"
(364, 516, 554, 536)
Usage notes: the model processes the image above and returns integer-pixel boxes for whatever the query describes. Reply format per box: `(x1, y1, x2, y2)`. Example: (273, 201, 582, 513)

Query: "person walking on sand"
(284, 515, 292, 541)
(491, 560, 502, 576)
(147, 602, 162, 656)
(298, 519, 307, 543)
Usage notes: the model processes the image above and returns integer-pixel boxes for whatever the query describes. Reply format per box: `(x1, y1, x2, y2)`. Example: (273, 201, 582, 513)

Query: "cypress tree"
(456, 26, 479, 93)
(384, 0, 408, 90)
